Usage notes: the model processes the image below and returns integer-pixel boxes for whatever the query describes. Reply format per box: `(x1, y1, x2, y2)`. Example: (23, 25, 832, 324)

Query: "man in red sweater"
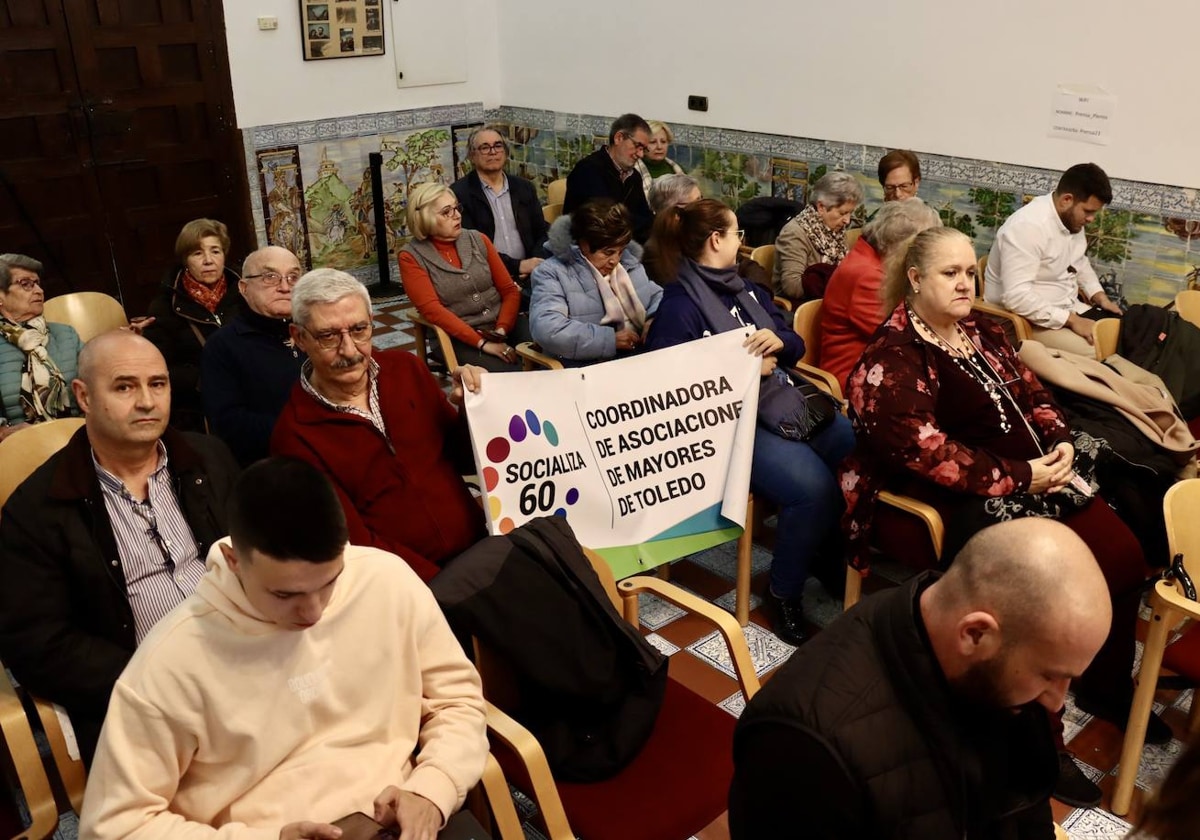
(270, 268, 487, 581)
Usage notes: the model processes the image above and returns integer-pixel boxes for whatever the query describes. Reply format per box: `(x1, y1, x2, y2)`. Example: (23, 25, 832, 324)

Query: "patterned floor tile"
(1173, 688, 1192, 713)
(684, 542, 771, 581)
(713, 588, 762, 615)
(1061, 807, 1132, 839)
(1114, 736, 1185, 791)
(637, 592, 686, 631)
(372, 330, 415, 350)
(686, 622, 796, 679)
(718, 690, 747, 718)
(1062, 695, 1096, 745)
(53, 811, 78, 840)
(644, 632, 680, 657)
(801, 577, 844, 630)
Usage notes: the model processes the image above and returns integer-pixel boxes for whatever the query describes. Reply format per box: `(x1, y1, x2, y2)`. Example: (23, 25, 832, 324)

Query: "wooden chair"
(42, 292, 128, 343)
(1175, 289, 1200, 328)
(0, 417, 85, 510)
(464, 754, 525, 840)
(513, 342, 757, 625)
(0, 667, 59, 840)
(542, 202, 563, 225)
(789, 299, 843, 402)
(1093, 316, 1121, 361)
(749, 244, 776, 279)
(1112, 478, 1200, 815)
(971, 299, 1032, 345)
(401, 308, 459, 373)
(481, 546, 760, 840)
(976, 254, 988, 298)
(546, 178, 567, 206)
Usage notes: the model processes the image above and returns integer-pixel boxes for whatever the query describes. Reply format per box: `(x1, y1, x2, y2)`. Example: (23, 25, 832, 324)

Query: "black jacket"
(563, 147, 653, 243)
(0, 427, 239, 766)
(1118, 303, 1200, 420)
(143, 267, 243, 431)
(730, 573, 1057, 840)
(201, 308, 305, 465)
(451, 170, 549, 280)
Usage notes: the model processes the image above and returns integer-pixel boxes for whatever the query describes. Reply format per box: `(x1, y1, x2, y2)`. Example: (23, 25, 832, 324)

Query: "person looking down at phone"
(270, 270, 487, 582)
(838, 227, 1164, 809)
(80, 457, 488, 840)
(398, 182, 527, 371)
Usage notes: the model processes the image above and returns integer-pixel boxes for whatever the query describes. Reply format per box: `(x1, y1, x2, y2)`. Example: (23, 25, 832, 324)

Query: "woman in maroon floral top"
(840, 228, 1164, 803)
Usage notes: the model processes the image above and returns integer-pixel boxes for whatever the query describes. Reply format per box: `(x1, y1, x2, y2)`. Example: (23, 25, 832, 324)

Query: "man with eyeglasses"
(0, 330, 238, 767)
(201, 245, 307, 464)
(563, 113, 656, 243)
(451, 126, 549, 287)
(271, 269, 488, 581)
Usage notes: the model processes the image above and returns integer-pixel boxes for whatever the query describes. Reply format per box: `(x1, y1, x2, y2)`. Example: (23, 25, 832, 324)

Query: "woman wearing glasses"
(144, 219, 243, 431)
(644, 199, 855, 647)
(773, 171, 863, 304)
(529, 198, 662, 365)
(0, 253, 82, 438)
(398, 182, 525, 372)
(840, 228, 1160, 804)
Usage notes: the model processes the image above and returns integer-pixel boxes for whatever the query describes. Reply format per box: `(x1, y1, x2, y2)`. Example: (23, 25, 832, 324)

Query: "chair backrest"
(32, 698, 87, 814)
(1175, 289, 1200, 328)
(844, 228, 861, 250)
(792, 298, 823, 366)
(0, 667, 59, 839)
(976, 254, 988, 298)
(749, 244, 776, 279)
(546, 178, 567, 206)
(970, 300, 1031, 345)
(1164, 478, 1200, 583)
(42, 292, 128, 343)
(1093, 317, 1120, 361)
(0, 417, 85, 510)
(542, 202, 563, 225)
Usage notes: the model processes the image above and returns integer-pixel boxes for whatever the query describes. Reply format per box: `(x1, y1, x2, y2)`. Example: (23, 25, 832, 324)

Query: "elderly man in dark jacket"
(730, 518, 1113, 840)
(0, 331, 238, 766)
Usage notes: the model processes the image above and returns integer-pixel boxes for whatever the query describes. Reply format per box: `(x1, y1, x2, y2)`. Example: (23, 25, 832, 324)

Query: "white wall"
(223, 0, 501, 127)
(495, 0, 1200, 189)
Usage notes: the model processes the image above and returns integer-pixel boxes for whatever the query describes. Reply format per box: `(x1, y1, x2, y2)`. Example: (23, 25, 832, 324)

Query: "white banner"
(464, 330, 760, 562)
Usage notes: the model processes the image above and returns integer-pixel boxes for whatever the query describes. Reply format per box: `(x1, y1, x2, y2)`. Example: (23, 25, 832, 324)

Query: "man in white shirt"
(985, 163, 1123, 355)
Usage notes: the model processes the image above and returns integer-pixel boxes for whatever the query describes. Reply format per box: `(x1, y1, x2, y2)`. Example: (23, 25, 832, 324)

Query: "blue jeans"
(749, 412, 855, 599)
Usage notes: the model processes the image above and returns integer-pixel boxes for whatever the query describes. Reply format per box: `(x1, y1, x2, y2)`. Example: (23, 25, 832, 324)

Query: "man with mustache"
(270, 269, 488, 581)
(0, 331, 238, 766)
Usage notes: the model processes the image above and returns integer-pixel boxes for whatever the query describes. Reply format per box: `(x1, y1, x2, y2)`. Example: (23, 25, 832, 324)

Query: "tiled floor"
(367, 294, 1191, 839)
(27, 296, 1190, 840)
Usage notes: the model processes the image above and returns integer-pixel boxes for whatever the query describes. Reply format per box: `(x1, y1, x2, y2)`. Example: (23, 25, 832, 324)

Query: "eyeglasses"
(716, 228, 746, 243)
(9, 277, 42, 291)
(300, 321, 373, 350)
(436, 203, 464, 219)
(244, 270, 302, 287)
(473, 142, 506, 155)
(620, 133, 650, 155)
(883, 181, 916, 196)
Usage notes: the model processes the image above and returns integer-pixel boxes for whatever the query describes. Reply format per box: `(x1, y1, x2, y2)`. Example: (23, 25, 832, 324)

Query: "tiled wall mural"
(244, 103, 1200, 304)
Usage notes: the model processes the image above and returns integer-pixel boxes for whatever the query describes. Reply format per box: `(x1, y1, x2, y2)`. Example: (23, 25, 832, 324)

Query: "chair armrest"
(0, 670, 59, 840)
(617, 576, 762, 700)
(483, 702, 574, 840)
(876, 490, 945, 559)
(32, 698, 86, 814)
(1154, 578, 1200, 619)
(971, 299, 1032, 343)
(791, 363, 844, 404)
(515, 342, 564, 371)
(472, 754, 525, 840)
(772, 295, 793, 312)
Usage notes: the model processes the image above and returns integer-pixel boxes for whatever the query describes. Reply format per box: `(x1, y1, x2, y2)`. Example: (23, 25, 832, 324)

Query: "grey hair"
(810, 171, 864, 209)
(466, 124, 508, 154)
(291, 268, 372, 327)
(648, 174, 700, 214)
(862, 198, 942, 256)
(0, 253, 44, 291)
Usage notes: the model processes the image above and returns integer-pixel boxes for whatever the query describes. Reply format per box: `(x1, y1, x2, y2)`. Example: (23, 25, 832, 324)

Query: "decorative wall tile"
(316, 120, 339, 140)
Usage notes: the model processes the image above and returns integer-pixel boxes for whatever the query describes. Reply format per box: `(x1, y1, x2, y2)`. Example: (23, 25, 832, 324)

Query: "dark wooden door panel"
(0, 0, 252, 313)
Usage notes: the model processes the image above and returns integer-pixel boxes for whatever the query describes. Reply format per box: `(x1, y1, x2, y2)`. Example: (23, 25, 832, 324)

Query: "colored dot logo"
(483, 409, 578, 534)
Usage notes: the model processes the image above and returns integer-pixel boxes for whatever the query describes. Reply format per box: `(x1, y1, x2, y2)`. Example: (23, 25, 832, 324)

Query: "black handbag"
(757, 367, 838, 442)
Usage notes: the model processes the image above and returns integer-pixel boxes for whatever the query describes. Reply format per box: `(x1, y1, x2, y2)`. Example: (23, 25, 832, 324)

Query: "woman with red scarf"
(144, 219, 242, 431)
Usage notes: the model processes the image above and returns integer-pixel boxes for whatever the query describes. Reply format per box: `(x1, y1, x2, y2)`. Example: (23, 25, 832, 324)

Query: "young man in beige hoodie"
(80, 457, 488, 840)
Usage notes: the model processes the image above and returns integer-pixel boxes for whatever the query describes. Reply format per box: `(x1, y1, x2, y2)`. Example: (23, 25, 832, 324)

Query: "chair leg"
(1112, 598, 1174, 816)
(843, 567, 862, 612)
(411, 322, 429, 370)
(735, 496, 754, 627)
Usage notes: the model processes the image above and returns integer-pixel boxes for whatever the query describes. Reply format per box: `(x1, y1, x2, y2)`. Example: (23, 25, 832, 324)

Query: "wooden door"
(0, 0, 252, 314)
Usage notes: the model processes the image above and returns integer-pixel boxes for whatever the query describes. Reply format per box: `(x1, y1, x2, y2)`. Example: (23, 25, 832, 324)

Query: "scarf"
(673, 258, 774, 334)
(585, 257, 648, 333)
(795, 204, 848, 266)
(181, 270, 227, 314)
(0, 315, 70, 422)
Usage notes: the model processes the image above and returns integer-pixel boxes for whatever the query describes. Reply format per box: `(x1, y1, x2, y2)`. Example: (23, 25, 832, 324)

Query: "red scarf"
(182, 271, 227, 313)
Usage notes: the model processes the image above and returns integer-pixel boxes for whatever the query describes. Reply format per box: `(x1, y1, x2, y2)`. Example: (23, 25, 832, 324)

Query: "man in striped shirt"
(0, 330, 239, 766)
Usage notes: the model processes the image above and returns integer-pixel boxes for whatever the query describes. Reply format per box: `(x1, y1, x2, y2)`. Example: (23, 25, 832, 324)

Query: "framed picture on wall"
(301, 0, 386, 61)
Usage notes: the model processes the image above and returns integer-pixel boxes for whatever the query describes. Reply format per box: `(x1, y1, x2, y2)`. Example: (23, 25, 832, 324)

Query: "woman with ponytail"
(644, 199, 855, 646)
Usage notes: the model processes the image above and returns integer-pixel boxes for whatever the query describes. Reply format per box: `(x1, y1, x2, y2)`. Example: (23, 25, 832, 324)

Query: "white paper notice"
(1049, 85, 1115, 146)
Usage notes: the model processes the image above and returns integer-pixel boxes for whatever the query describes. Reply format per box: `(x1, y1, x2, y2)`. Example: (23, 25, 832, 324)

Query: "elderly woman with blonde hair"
(398, 182, 526, 371)
(773, 171, 864, 303)
(635, 120, 685, 195)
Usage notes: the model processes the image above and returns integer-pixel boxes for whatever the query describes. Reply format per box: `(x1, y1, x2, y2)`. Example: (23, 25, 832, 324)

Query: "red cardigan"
(270, 349, 486, 581)
(820, 236, 888, 391)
